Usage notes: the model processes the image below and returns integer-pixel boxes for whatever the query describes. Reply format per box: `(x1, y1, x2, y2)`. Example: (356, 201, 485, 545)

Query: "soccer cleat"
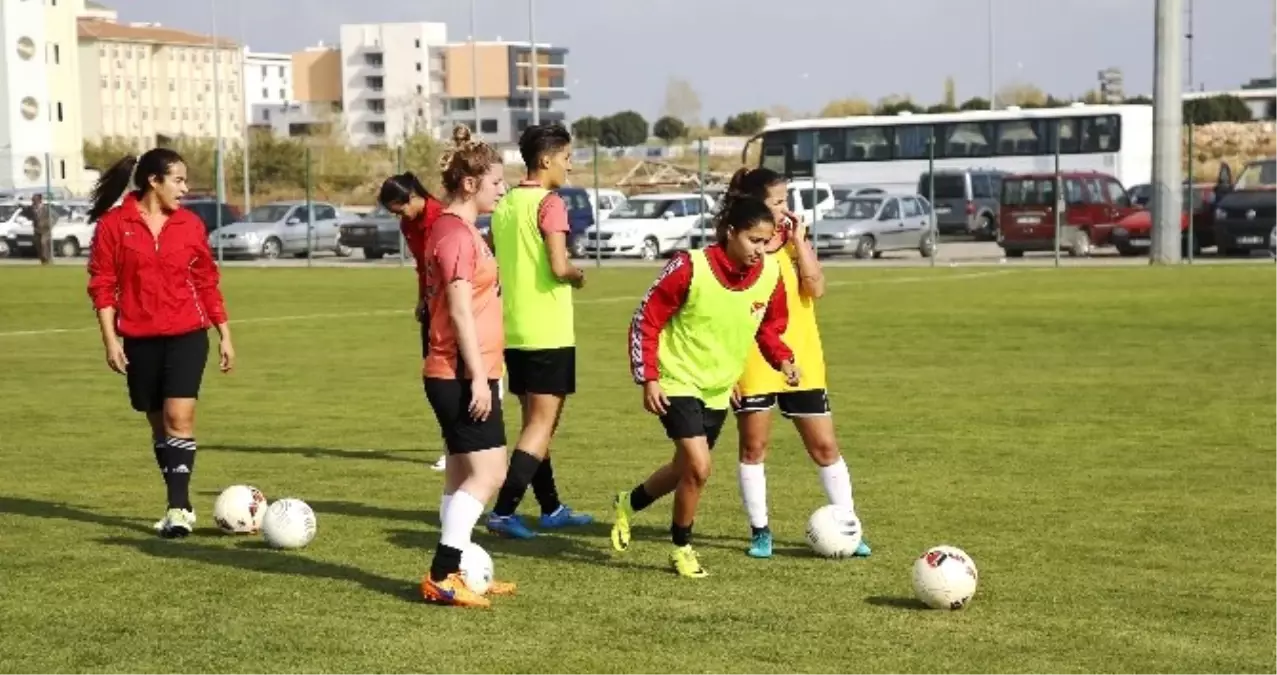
(486, 579, 518, 596)
(153, 508, 196, 538)
(610, 490, 633, 552)
(538, 505, 594, 529)
(746, 529, 773, 559)
(421, 573, 490, 608)
(485, 513, 537, 539)
(669, 545, 709, 578)
(430, 455, 447, 472)
(854, 539, 872, 557)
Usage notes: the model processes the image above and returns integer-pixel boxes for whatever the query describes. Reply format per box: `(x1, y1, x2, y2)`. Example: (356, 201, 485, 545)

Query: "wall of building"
(46, 0, 88, 193)
(244, 50, 292, 119)
(0, 0, 54, 192)
(291, 47, 341, 104)
(339, 22, 447, 146)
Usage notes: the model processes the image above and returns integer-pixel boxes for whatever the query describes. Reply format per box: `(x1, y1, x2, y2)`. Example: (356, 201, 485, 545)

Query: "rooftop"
(77, 18, 238, 49)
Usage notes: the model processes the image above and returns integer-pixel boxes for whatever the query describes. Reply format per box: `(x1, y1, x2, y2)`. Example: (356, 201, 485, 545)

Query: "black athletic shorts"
(732, 388, 832, 418)
(659, 396, 728, 449)
(122, 329, 210, 413)
(423, 377, 506, 454)
(504, 346, 575, 396)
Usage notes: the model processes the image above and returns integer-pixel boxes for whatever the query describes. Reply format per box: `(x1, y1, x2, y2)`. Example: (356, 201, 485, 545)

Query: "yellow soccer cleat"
(669, 545, 709, 579)
(610, 490, 634, 552)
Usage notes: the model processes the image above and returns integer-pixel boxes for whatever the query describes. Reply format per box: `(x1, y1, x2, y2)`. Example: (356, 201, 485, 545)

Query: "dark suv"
(917, 168, 1006, 239)
(1211, 158, 1276, 256)
(182, 198, 241, 234)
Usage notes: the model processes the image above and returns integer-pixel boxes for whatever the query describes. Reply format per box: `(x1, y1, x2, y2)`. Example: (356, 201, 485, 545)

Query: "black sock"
(161, 437, 196, 511)
(629, 484, 656, 513)
(492, 449, 541, 517)
(429, 543, 463, 582)
(151, 437, 165, 471)
(671, 522, 694, 547)
(751, 525, 771, 537)
(530, 456, 562, 515)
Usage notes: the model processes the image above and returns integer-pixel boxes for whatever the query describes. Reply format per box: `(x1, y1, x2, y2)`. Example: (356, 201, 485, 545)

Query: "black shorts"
(504, 347, 575, 396)
(121, 330, 210, 413)
(659, 396, 728, 449)
(732, 389, 832, 418)
(423, 377, 506, 454)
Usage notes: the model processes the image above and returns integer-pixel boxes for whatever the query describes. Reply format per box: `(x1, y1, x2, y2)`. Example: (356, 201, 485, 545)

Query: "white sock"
(819, 457, 855, 512)
(738, 462, 769, 529)
(439, 490, 484, 550)
(439, 493, 453, 524)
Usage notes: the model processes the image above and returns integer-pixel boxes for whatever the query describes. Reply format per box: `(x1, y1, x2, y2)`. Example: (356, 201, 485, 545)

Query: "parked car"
(811, 193, 937, 259)
(585, 188, 628, 221)
(916, 168, 1006, 239)
(556, 186, 597, 258)
(0, 201, 30, 257)
(997, 170, 1138, 257)
(1111, 184, 1216, 256)
(182, 198, 241, 234)
(210, 200, 354, 259)
(583, 192, 714, 260)
(338, 205, 402, 259)
(6, 203, 88, 258)
(1211, 158, 1276, 256)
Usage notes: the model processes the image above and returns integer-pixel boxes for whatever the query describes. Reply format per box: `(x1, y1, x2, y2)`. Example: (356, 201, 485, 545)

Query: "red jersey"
(628, 245, 791, 384)
(87, 192, 228, 338)
(401, 196, 445, 299)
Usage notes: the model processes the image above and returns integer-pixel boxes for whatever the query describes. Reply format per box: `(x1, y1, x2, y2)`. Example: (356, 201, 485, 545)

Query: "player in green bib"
(485, 123, 594, 539)
(610, 197, 800, 578)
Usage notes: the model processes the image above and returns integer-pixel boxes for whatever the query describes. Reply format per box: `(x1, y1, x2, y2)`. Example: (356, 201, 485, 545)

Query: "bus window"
(761, 131, 790, 174)
(844, 127, 890, 161)
(1081, 115, 1121, 152)
(943, 122, 993, 158)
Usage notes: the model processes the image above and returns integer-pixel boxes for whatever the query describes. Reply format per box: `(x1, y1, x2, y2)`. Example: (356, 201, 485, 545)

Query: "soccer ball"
(912, 545, 979, 610)
(459, 542, 494, 595)
(805, 504, 863, 558)
(261, 498, 317, 550)
(212, 484, 268, 534)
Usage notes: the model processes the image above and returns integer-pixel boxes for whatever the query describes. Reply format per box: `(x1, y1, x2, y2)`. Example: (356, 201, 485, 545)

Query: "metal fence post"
(927, 132, 937, 268)
(44, 152, 52, 262)
(305, 146, 313, 268)
(593, 142, 601, 268)
(1185, 122, 1194, 264)
(1053, 125, 1062, 268)
(397, 145, 406, 267)
(216, 147, 224, 263)
(698, 138, 706, 247)
(809, 131, 819, 244)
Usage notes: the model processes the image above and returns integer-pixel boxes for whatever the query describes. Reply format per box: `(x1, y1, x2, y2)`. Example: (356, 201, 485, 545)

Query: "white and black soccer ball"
(912, 545, 979, 610)
(459, 542, 494, 595)
(261, 498, 317, 550)
(805, 504, 863, 558)
(212, 484, 268, 534)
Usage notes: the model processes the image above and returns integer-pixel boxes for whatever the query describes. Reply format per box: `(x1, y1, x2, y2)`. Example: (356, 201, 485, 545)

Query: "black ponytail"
(378, 171, 431, 209)
(713, 166, 786, 245)
(715, 197, 775, 246)
(87, 147, 185, 223)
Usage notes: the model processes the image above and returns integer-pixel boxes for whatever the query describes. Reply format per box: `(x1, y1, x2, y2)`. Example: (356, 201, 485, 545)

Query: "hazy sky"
(106, 0, 1275, 119)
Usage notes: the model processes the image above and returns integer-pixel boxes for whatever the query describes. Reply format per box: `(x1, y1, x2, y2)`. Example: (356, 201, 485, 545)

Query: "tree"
(661, 77, 702, 127)
(959, 96, 991, 111)
(721, 111, 767, 136)
(997, 82, 1047, 108)
(571, 115, 602, 143)
(926, 103, 958, 114)
(652, 115, 687, 143)
(943, 76, 957, 108)
(1124, 95, 1153, 105)
(707, 117, 719, 131)
(874, 95, 922, 116)
(1184, 95, 1253, 125)
(600, 110, 648, 147)
(819, 98, 873, 118)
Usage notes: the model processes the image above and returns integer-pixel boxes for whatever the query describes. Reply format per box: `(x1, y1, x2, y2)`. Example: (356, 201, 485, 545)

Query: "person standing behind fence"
(485, 122, 594, 540)
(86, 148, 236, 539)
(22, 194, 56, 265)
(378, 172, 448, 472)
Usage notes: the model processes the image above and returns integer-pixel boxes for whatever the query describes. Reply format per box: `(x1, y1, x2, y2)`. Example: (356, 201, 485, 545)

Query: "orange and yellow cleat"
(421, 573, 491, 608)
(486, 579, 518, 596)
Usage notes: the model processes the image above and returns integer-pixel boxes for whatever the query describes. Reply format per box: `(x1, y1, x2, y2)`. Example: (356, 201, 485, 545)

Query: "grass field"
(0, 263, 1274, 674)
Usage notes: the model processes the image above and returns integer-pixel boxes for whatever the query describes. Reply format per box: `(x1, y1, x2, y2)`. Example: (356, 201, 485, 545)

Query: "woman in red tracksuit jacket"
(86, 148, 236, 539)
(378, 172, 447, 470)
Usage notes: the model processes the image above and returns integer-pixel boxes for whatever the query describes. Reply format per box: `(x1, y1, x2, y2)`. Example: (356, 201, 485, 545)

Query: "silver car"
(211, 200, 353, 259)
(811, 194, 937, 259)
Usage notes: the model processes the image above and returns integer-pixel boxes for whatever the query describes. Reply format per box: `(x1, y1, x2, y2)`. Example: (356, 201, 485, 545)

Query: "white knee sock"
(439, 490, 484, 550)
(818, 457, 855, 512)
(439, 493, 453, 525)
(738, 462, 769, 529)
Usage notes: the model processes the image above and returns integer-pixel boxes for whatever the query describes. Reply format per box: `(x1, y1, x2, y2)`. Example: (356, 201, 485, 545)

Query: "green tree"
(600, 111, 649, 147)
(721, 111, 767, 136)
(571, 116, 603, 143)
(652, 115, 688, 143)
(819, 98, 873, 118)
(925, 103, 958, 114)
(959, 96, 991, 111)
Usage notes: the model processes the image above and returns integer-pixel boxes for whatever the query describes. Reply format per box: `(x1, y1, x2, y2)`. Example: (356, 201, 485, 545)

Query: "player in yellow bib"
(610, 197, 800, 578)
(728, 167, 871, 559)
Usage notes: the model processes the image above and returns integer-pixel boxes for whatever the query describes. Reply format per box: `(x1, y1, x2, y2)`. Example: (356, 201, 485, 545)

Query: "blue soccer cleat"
(746, 528, 773, 559)
(854, 539, 872, 557)
(538, 505, 594, 529)
(485, 513, 537, 539)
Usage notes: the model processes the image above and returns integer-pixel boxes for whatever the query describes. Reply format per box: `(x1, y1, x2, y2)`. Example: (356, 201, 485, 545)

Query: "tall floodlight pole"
(529, 0, 540, 125)
(211, 0, 225, 260)
(987, 0, 996, 110)
(470, 0, 480, 136)
(1150, 0, 1184, 265)
(239, 1, 250, 219)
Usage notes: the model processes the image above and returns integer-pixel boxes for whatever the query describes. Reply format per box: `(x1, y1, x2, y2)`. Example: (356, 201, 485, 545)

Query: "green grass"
(0, 264, 1273, 674)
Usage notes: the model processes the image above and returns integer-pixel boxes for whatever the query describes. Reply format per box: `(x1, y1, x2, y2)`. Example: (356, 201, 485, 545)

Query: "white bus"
(743, 104, 1153, 194)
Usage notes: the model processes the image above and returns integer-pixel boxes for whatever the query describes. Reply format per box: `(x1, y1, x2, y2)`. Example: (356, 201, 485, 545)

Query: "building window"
(56, 102, 63, 121)
(52, 44, 59, 64)
(480, 119, 498, 134)
(415, 62, 422, 71)
(261, 87, 268, 98)
(59, 160, 66, 179)
(279, 89, 285, 100)
(261, 65, 267, 77)
(414, 38, 421, 48)
(169, 81, 175, 91)
(100, 76, 107, 89)
(416, 85, 423, 95)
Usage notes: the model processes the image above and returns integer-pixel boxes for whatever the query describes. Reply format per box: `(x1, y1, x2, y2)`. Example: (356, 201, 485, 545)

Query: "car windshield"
(1002, 179, 1055, 206)
(0, 204, 19, 221)
(918, 175, 965, 199)
(245, 205, 294, 223)
(1234, 160, 1276, 190)
(830, 197, 883, 220)
(610, 199, 673, 219)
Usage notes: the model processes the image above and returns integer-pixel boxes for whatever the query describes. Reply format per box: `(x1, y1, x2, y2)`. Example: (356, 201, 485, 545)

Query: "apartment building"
(292, 44, 341, 105)
(244, 50, 291, 119)
(339, 22, 447, 147)
(0, 0, 90, 193)
(440, 41, 568, 146)
(78, 17, 244, 147)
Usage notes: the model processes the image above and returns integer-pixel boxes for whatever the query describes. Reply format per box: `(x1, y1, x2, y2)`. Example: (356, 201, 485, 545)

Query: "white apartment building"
(78, 18, 244, 147)
(244, 49, 291, 119)
(0, 0, 90, 194)
(339, 21, 447, 147)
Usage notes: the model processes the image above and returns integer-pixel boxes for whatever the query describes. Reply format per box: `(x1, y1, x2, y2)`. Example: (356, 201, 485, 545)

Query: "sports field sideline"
(0, 264, 1272, 673)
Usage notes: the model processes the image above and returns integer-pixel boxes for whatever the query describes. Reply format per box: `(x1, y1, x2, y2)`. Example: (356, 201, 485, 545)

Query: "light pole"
(529, 0, 539, 125)
(238, 0, 250, 219)
(210, 0, 225, 260)
(471, 0, 480, 136)
(987, 0, 996, 110)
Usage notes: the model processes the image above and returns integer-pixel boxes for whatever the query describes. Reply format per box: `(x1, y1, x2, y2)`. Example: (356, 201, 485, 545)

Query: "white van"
(584, 192, 715, 260)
